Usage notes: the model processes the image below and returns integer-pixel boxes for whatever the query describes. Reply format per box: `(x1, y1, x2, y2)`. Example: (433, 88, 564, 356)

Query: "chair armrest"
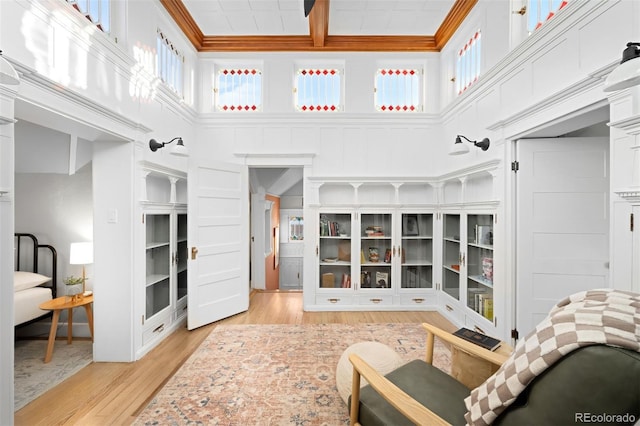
(349, 353, 451, 426)
(422, 323, 510, 367)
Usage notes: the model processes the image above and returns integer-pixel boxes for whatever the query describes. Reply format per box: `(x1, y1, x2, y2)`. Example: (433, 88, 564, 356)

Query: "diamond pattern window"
(295, 68, 342, 112)
(157, 30, 184, 98)
(527, 0, 569, 33)
(215, 68, 263, 112)
(66, 0, 110, 33)
(456, 31, 481, 95)
(375, 69, 422, 112)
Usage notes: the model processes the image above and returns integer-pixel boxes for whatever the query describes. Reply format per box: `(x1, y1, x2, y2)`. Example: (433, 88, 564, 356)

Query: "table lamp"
(70, 242, 93, 296)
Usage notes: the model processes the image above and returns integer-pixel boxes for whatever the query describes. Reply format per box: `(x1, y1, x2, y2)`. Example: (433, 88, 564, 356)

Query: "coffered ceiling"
(160, 0, 477, 52)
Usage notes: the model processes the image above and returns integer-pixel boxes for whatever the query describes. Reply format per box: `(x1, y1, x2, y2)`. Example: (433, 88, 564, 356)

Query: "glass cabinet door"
(400, 213, 433, 289)
(145, 214, 171, 319)
(442, 214, 461, 300)
(176, 213, 188, 301)
(319, 213, 352, 289)
(467, 214, 494, 321)
(360, 213, 392, 289)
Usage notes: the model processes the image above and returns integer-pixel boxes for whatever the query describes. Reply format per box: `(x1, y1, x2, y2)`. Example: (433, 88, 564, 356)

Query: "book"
(483, 297, 494, 319)
(482, 257, 493, 282)
(321, 273, 335, 288)
(476, 225, 493, 245)
(341, 273, 351, 288)
(375, 271, 389, 288)
(453, 327, 501, 351)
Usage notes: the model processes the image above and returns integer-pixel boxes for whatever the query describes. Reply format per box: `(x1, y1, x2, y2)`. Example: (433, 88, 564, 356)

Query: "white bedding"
(14, 287, 52, 326)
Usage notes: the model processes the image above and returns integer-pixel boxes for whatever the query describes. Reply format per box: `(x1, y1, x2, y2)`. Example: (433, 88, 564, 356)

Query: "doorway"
(512, 114, 610, 338)
(249, 167, 304, 291)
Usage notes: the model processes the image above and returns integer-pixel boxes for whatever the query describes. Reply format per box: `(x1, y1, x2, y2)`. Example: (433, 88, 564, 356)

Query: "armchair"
(349, 322, 640, 426)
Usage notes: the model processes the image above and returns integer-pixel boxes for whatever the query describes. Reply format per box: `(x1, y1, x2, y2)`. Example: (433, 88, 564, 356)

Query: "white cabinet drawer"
(315, 295, 354, 306)
(440, 297, 464, 324)
(173, 301, 188, 321)
(142, 313, 171, 346)
(357, 295, 393, 306)
(464, 313, 496, 337)
(398, 294, 437, 306)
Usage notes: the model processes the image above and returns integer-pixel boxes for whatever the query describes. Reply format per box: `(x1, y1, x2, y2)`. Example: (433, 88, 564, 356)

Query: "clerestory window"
(456, 30, 481, 95)
(66, 0, 110, 33)
(213, 68, 263, 112)
(527, 0, 569, 33)
(374, 68, 422, 112)
(294, 68, 343, 112)
(157, 29, 184, 98)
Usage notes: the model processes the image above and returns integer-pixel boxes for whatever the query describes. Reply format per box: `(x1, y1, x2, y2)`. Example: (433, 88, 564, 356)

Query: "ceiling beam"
(308, 0, 329, 48)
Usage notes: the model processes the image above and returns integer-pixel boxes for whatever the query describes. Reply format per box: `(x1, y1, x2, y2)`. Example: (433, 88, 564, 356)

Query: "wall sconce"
(0, 50, 19, 86)
(149, 137, 188, 157)
(449, 135, 490, 155)
(304, 0, 315, 16)
(604, 42, 640, 92)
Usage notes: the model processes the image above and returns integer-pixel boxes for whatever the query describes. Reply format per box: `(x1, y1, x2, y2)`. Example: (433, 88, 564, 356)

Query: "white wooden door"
(187, 160, 249, 330)
(516, 137, 609, 338)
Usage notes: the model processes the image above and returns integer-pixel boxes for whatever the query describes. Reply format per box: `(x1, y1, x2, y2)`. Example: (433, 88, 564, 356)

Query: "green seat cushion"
(348, 359, 470, 426)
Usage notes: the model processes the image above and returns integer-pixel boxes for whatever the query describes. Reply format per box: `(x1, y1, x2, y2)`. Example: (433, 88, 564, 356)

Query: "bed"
(14, 233, 57, 327)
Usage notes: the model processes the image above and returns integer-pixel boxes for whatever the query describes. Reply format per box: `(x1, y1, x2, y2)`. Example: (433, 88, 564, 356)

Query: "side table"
(450, 339, 513, 389)
(38, 294, 94, 363)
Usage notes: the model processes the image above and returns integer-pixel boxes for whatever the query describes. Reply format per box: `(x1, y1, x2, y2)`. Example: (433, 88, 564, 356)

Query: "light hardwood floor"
(15, 290, 455, 425)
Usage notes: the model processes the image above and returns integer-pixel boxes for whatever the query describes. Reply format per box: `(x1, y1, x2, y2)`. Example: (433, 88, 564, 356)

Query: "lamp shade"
(0, 52, 19, 86)
(449, 139, 470, 156)
(171, 139, 189, 157)
(604, 42, 640, 92)
(70, 242, 93, 265)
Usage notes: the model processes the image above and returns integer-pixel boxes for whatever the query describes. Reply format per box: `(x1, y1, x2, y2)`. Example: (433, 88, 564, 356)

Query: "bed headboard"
(14, 233, 58, 299)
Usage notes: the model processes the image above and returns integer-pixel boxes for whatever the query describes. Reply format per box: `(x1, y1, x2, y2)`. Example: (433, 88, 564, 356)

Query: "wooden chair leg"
(350, 365, 361, 426)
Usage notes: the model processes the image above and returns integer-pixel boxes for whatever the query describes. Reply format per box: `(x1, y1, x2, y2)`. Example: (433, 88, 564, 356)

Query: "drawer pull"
(445, 304, 453, 312)
(370, 298, 382, 304)
(328, 298, 340, 303)
(153, 323, 165, 333)
(412, 298, 425, 304)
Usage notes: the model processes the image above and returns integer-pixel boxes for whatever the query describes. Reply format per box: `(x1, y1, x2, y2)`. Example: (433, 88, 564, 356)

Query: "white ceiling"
(181, 0, 456, 36)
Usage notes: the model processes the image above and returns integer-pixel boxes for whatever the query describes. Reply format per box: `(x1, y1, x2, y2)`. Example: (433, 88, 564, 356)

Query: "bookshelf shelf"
(468, 275, 493, 288)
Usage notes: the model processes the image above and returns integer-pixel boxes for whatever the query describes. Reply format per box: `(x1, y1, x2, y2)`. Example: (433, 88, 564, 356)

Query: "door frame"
(241, 155, 314, 291)
(506, 107, 611, 342)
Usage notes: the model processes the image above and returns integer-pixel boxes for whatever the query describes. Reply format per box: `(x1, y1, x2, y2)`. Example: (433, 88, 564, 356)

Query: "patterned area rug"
(14, 339, 93, 411)
(134, 323, 451, 425)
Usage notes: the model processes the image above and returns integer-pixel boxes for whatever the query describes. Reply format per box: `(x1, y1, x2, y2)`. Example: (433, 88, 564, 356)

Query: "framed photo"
(403, 214, 419, 236)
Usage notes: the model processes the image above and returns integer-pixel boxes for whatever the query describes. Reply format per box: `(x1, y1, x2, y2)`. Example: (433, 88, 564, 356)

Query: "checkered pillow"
(464, 289, 640, 426)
